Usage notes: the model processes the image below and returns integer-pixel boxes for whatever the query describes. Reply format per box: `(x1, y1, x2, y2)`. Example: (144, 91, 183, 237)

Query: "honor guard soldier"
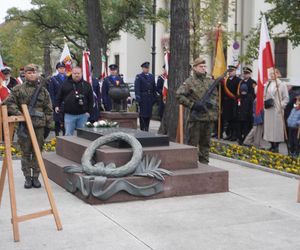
(101, 64, 127, 111)
(176, 58, 218, 164)
(242, 66, 256, 99)
(222, 65, 243, 141)
(4, 64, 53, 189)
(134, 62, 156, 131)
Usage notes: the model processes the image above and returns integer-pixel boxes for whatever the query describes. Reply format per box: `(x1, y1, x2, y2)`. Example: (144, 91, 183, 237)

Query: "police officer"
(101, 64, 126, 111)
(134, 62, 156, 131)
(176, 58, 218, 164)
(1, 66, 18, 91)
(48, 62, 67, 136)
(242, 66, 256, 99)
(4, 64, 53, 189)
(222, 65, 242, 141)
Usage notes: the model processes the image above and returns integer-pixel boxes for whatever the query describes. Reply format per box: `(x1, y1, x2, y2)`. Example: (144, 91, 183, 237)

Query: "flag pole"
(216, 22, 222, 140)
(273, 67, 289, 152)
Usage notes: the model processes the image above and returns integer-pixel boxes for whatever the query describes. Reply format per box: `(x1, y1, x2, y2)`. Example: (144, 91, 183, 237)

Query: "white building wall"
(228, 0, 300, 83)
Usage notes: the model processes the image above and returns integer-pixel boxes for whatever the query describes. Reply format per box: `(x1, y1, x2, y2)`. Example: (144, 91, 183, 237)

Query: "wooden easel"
(0, 104, 62, 242)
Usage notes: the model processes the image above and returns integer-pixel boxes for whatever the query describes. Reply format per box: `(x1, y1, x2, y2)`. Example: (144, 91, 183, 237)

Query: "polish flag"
(256, 15, 274, 115)
(82, 50, 92, 84)
(100, 54, 108, 80)
(60, 43, 72, 76)
(162, 50, 170, 98)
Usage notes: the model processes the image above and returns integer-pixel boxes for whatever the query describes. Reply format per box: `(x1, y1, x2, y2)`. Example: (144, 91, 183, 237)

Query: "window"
(114, 54, 120, 68)
(274, 37, 288, 78)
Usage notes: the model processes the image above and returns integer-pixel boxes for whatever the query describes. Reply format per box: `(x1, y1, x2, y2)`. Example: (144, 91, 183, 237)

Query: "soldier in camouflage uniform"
(176, 58, 218, 164)
(4, 64, 53, 188)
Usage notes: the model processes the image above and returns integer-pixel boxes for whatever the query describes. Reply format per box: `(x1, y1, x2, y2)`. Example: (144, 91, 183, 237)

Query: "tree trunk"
(158, 0, 190, 141)
(43, 40, 52, 77)
(85, 0, 106, 78)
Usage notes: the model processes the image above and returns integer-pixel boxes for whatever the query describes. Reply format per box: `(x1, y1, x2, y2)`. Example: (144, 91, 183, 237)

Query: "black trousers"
(288, 127, 299, 154)
(140, 117, 150, 131)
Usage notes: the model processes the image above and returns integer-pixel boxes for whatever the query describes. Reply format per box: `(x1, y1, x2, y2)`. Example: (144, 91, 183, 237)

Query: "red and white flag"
(82, 50, 92, 84)
(256, 15, 274, 115)
(101, 54, 108, 80)
(60, 43, 72, 76)
(162, 50, 170, 98)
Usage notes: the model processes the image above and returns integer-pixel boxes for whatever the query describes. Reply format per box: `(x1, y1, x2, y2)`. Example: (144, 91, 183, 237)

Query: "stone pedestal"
(100, 112, 138, 129)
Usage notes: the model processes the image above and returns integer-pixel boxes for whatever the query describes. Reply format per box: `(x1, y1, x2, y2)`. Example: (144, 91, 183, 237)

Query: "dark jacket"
(6, 77, 18, 91)
(134, 72, 156, 118)
(101, 75, 125, 111)
(287, 108, 300, 128)
(56, 77, 94, 115)
(236, 93, 253, 122)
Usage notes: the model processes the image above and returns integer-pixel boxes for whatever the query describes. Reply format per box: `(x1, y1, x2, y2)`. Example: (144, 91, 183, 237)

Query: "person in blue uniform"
(242, 67, 256, 99)
(49, 62, 67, 136)
(156, 65, 167, 121)
(134, 61, 156, 131)
(101, 64, 125, 111)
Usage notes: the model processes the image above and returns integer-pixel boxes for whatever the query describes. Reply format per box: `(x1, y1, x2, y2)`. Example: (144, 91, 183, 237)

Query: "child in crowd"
(236, 83, 253, 145)
(244, 86, 265, 148)
(287, 96, 300, 157)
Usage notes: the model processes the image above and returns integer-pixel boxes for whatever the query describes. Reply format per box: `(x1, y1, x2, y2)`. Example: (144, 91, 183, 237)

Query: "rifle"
(190, 71, 227, 119)
(17, 82, 44, 139)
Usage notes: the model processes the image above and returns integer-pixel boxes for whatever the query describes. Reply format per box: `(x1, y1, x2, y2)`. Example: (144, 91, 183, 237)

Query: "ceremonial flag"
(212, 27, 226, 79)
(60, 43, 72, 75)
(0, 71, 5, 81)
(162, 50, 170, 98)
(82, 50, 92, 84)
(256, 15, 274, 115)
(0, 54, 4, 69)
(101, 54, 108, 80)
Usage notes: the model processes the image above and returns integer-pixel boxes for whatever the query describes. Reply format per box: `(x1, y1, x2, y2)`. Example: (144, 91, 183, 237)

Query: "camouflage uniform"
(4, 77, 53, 177)
(176, 66, 218, 163)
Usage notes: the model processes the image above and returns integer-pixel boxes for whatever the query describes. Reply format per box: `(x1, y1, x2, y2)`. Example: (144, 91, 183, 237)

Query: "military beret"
(141, 62, 150, 68)
(24, 64, 38, 72)
(1, 67, 11, 74)
(56, 62, 65, 69)
(243, 66, 252, 73)
(109, 64, 118, 70)
(228, 65, 237, 71)
(193, 57, 206, 67)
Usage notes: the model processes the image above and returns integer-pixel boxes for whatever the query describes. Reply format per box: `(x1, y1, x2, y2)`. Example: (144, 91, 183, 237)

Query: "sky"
(0, 0, 32, 23)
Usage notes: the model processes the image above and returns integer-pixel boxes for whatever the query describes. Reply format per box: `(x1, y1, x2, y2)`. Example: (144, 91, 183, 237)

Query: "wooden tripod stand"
(0, 104, 62, 242)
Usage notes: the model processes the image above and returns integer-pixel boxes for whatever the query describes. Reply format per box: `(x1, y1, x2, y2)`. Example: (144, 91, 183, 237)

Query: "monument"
(43, 126, 229, 204)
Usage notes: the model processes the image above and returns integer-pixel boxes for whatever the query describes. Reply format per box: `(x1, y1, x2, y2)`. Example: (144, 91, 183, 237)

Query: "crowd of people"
(1, 58, 300, 187)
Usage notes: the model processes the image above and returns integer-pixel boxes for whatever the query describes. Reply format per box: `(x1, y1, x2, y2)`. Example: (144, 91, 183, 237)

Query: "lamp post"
(151, 0, 156, 76)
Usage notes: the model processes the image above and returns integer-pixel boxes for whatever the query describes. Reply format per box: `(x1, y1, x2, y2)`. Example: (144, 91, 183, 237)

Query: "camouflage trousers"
(18, 127, 45, 177)
(187, 121, 212, 164)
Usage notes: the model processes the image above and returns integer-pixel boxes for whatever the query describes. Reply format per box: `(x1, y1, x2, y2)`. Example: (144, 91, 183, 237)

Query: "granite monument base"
(43, 128, 229, 204)
(100, 111, 138, 129)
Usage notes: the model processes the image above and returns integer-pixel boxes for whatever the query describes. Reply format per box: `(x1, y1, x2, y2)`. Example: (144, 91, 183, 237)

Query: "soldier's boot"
(32, 177, 41, 188)
(24, 176, 32, 189)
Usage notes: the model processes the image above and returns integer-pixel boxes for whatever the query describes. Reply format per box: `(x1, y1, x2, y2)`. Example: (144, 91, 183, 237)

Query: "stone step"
(43, 152, 229, 205)
(55, 136, 198, 171)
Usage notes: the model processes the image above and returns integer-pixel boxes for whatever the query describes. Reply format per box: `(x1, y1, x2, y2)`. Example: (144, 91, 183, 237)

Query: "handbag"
(264, 81, 274, 109)
(264, 98, 274, 109)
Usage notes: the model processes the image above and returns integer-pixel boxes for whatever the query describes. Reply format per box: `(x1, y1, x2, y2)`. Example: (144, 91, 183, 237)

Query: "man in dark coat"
(242, 67, 256, 99)
(48, 62, 67, 136)
(156, 65, 167, 121)
(55, 67, 94, 136)
(221, 65, 243, 141)
(134, 62, 156, 131)
(101, 64, 126, 111)
(1, 67, 18, 91)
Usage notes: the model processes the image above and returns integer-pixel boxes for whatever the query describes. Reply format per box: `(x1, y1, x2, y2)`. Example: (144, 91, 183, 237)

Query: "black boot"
(32, 177, 41, 188)
(24, 177, 32, 189)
